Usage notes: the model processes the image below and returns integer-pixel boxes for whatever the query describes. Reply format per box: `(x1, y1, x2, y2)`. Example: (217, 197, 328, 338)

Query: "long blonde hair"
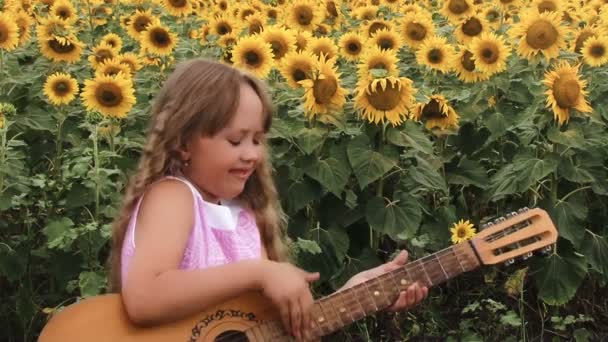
(107, 59, 288, 292)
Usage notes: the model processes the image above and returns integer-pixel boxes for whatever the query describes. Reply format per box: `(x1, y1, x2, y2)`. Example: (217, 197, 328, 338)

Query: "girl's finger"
(290, 298, 302, 340)
(279, 300, 291, 337)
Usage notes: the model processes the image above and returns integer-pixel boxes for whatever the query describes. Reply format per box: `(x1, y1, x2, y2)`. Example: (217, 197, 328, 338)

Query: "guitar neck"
(307, 242, 481, 337)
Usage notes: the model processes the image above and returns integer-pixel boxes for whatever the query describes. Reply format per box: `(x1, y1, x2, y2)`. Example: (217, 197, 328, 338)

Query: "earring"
(183, 159, 190, 167)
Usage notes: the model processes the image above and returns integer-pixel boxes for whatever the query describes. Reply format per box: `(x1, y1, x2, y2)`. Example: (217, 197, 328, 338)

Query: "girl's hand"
(340, 250, 428, 312)
(259, 261, 319, 341)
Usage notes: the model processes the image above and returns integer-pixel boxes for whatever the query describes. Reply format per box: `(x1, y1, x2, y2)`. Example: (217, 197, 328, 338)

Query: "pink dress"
(120, 176, 262, 289)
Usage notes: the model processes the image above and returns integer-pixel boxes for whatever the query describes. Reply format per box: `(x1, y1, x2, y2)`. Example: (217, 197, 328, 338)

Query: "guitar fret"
(311, 303, 332, 336)
(333, 292, 355, 323)
(434, 254, 449, 280)
(346, 287, 366, 321)
(321, 297, 344, 330)
(360, 281, 379, 311)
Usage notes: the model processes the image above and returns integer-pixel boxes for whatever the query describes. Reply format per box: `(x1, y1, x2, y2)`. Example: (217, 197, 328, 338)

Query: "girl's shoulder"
(136, 177, 195, 225)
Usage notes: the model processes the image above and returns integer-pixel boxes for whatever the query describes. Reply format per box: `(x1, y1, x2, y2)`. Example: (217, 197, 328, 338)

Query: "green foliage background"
(1, 2, 608, 341)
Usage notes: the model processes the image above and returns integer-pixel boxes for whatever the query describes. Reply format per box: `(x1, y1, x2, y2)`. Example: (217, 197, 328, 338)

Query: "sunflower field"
(1, 0, 608, 340)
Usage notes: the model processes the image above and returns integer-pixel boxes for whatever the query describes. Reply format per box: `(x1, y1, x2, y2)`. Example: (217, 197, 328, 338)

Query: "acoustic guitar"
(38, 207, 558, 342)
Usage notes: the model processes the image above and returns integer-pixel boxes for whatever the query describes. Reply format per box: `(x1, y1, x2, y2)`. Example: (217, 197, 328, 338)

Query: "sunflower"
(416, 35, 456, 73)
(353, 5, 378, 21)
(88, 43, 116, 68)
(294, 29, 312, 52)
(236, 3, 256, 22)
(36, 16, 71, 42)
(496, 0, 520, 11)
(338, 31, 366, 61)
(160, 0, 192, 17)
(231, 35, 274, 79)
(454, 14, 488, 44)
(440, 0, 475, 24)
(509, 9, 567, 60)
(279, 51, 316, 88)
(217, 32, 237, 48)
(95, 58, 132, 78)
(140, 23, 178, 56)
(401, 14, 435, 48)
(324, 0, 341, 22)
(299, 55, 346, 120)
(543, 61, 592, 125)
(81, 73, 136, 119)
(245, 12, 266, 35)
(307, 36, 338, 60)
(50, 0, 78, 24)
(14, 10, 32, 46)
(91, 5, 112, 27)
(39, 35, 83, 63)
(533, 0, 562, 13)
(357, 46, 399, 82)
(208, 14, 238, 36)
(363, 19, 393, 38)
(571, 26, 599, 54)
(370, 28, 403, 52)
(480, 4, 502, 30)
(0, 13, 19, 51)
(126, 9, 160, 39)
(215, 0, 229, 12)
(355, 76, 416, 126)
(43, 72, 79, 106)
(100, 33, 123, 52)
(469, 32, 509, 76)
(581, 35, 608, 67)
(285, 0, 323, 31)
(264, 5, 278, 20)
(116, 52, 141, 73)
(261, 26, 297, 60)
(452, 47, 489, 83)
(411, 95, 460, 130)
(450, 219, 476, 244)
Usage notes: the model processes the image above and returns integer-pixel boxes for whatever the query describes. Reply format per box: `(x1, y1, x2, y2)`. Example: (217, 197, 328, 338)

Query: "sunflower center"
(537, 0, 556, 13)
(428, 48, 443, 64)
(480, 43, 499, 63)
(58, 9, 69, 18)
(53, 81, 70, 96)
(457, 228, 467, 238)
(366, 81, 401, 111)
(169, 0, 187, 8)
(406, 22, 426, 41)
(0, 24, 7, 43)
(217, 23, 231, 35)
(590, 43, 605, 57)
(49, 39, 76, 54)
(368, 22, 388, 36)
(151, 28, 170, 47)
(267, 9, 277, 19)
(553, 75, 580, 109)
(362, 10, 374, 21)
(107, 39, 118, 48)
(219, 1, 227, 10)
(293, 69, 307, 82)
(448, 0, 469, 14)
(421, 99, 444, 119)
(249, 22, 263, 35)
(327, 1, 338, 17)
(574, 31, 594, 54)
(104, 66, 123, 76)
(96, 83, 124, 108)
(134, 16, 152, 33)
(313, 77, 338, 105)
(500, 0, 514, 3)
(525, 20, 558, 49)
(245, 50, 262, 67)
(486, 10, 500, 23)
(462, 17, 482, 36)
(378, 37, 394, 50)
(241, 9, 254, 20)
(270, 40, 287, 59)
(347, 41, 361, 54)
(370, 61, 387, 70)
(295, 5, 313, 26)
(461, 50, 476, 71)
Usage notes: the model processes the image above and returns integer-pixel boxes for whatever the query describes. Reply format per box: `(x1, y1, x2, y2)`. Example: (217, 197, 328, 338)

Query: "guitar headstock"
(471, 207, 558, 266)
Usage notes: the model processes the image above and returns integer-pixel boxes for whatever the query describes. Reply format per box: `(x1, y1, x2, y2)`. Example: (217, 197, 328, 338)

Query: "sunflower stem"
(54, 108, 66, 178)
(92, 124, 100, 220)
(0, 125, 6, 193)
(0, 50, 3, 78)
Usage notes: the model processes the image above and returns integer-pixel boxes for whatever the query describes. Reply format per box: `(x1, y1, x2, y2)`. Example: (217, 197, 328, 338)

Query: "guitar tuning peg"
(503, 258, 515, 267)
(480, 223, 488, 230)
(517, 207, 530, 213)
(521, 252, 533, 261)
(539, 245, 553, 256)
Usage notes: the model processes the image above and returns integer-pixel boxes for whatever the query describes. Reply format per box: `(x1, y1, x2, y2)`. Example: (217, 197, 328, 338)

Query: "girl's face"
(180, 83, 266, 204)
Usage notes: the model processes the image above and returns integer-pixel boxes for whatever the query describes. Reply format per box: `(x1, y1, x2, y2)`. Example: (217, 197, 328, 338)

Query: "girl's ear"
(176, 140, 191, 163)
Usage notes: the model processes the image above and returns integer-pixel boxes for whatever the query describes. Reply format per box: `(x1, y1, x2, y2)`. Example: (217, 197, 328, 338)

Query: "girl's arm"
(121, 179, 268, 325)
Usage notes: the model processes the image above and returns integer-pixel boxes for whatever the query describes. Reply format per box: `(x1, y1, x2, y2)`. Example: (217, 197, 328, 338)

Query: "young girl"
(107, 58, 427, 341)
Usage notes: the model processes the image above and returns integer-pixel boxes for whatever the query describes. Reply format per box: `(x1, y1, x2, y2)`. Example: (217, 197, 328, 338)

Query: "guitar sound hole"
(214, 330, 249, 342)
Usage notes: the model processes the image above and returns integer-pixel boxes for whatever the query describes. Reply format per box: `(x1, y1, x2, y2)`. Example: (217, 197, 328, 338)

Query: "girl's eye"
(228, 139, 240, 146)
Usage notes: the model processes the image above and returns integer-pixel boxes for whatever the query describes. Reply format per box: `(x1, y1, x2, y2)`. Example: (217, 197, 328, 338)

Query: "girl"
(107, 58, 427, 341)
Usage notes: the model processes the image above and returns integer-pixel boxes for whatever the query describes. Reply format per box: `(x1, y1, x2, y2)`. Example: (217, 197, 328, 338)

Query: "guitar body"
(38, 292, 288, 342)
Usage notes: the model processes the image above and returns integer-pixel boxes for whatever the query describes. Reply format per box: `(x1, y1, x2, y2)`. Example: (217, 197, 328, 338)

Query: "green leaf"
(548, 126, 586, 149)
(579, 231, 608, 278)
(552, 194, 587, 247)
(500, 311, 522, 327)
(42, 218, 75, 249)
(446, 157, 489, 188)
(558, 159, 596, 184)
(386, 121, 434, 155)
(486, 112, 508, 138)
(365, 193, 422, 239)
(294, 238, 322, 255)
(301, 155, 350, 197)
(0, 244, 26, 282)
(285, 177, 322, 213)
(296, 127, 325, 154)
(322, 228, 349, 263)
(532, 245, 587, 305)
(409, 157, 448, 194)
(347, 134, 397, 189)
(79, 271, 107, 297)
